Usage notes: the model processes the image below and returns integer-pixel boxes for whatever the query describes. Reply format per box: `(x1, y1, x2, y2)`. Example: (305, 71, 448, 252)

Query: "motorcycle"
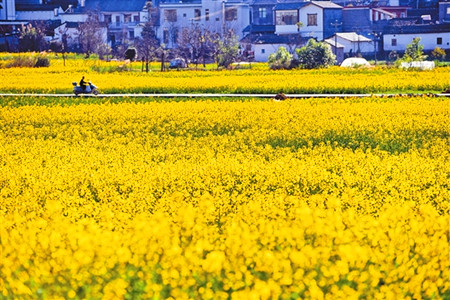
(73, 81, 99, 95)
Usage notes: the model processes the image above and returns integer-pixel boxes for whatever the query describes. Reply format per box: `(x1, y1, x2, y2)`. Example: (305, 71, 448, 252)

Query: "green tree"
(268, 46, 293, 70)
(403, 37, 426, 61)
(214, 30, 240, 68)
(296, 39, 335, 69)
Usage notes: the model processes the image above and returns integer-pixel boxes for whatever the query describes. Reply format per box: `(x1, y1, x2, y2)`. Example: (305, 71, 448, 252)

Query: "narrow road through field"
(0, 93, 449, 98)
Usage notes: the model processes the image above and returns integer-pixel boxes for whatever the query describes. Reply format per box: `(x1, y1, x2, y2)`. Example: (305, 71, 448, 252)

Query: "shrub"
(296, 39, 335, 69)
(5, 55, 50, 68)
(431, 47, 446, 61)
(34, 56, 50, 67)
(268, 47, 293, 70)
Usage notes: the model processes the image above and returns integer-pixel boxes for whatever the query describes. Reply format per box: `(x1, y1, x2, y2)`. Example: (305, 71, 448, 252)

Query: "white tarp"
(340, 57, 370, 67)
(400, 61, 435, 70)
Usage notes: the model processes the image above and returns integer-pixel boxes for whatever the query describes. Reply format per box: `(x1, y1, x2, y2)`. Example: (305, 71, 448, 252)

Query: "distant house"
(53, 21, 108, 51)
(158, 0, 250, 48)
(383, 23, 450, 52)
(274, 1, 342, 41)
(0, 0, 16, 20)
(250, 0, 276, 26)
(323, 38, 344, 63)
(15, 2, 64, 21)
(61, 0, 149, 47)
(241, 33, 309, 61)
(327, 32, 373, 55)
(439, 2, 450, 24)
(342, 6, 408, 34)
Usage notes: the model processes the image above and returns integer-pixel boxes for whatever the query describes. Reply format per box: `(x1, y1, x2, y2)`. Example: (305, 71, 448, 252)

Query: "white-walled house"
(60, 0, 149, 46)
(0, 0, 16, 20)
(274, 1, 342, 41)
(241, 33, 308, 62)
(158, 0, 250, 48)
(383, 24, 450, 52)
(327, 32, 373, 55)
(15, 3, 64, 21)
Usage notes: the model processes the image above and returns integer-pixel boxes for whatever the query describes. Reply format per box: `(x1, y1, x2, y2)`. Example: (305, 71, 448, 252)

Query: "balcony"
(108, 22, 140, 30)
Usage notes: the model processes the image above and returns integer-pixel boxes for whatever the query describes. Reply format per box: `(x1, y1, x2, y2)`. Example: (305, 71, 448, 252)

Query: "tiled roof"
(324, 38, 345, 48)
(310, 1, 342, 9)
(16, 4, 60, 11)
(383, 23, 450, 34)
(79, 0, 147, 12)
(274, 2, 308, 10)
(336, 32, 372, 42)
(241, 33, 310, 45)
(243, 24, 276, 34)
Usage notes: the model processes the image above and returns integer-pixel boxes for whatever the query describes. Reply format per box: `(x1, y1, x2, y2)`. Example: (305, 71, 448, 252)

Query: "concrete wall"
(337, 36, 373, 53)
(16, 10, 57, 20)
(299, 5, 323, 40)
(0, 0, 16, 20)
(254, 43, 289, 61)
(383, 32, 450, 51)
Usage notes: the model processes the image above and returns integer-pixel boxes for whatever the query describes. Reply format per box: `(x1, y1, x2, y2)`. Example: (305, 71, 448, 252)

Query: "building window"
(225, 8, 238, 21)
(183, 13, 187, 17)
(115, 16, 121, 24)
(275, 10, 298, 25)
(124, 14, 131, 23)
(134, 15, 140, 22)
(437, 37, 442, 45)
(307, 13, 317, 26)
(104, 14, 112, 23)
(129, 31, 134, 39)
(261, 49, 265, 54)
(173, 28, 179, 44)
(205, 9, 210, 21)
(194, 9, 201, 20)
(165, 9, 177, 22)
(216, 17, 220, 21)
(391, 38, 397, 46)
(163, 28, 169, 44)
(259, 7, 267, 19)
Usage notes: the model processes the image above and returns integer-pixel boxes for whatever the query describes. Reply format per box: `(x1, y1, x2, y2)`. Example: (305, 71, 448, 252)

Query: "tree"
(268, 46, 293, 70)
(431, 47, 446, 61)
(77, 11, 105, 57)
(18, 22, 48, 52)
(214, 30, 240, 68)
(403, 37, 426, 61)
(296, 39, 335, 69)
(135, 21, 159, 72)
(177, 24, 215, 69)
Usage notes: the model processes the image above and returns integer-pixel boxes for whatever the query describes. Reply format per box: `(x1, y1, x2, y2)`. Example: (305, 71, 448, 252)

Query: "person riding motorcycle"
(79, 76, 87, 91)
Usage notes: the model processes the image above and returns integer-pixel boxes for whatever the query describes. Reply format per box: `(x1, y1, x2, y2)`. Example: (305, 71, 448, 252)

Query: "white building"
(158, 0, 250, 48)
(326, 32, 373, 55)
(274, 1, 342, 41)
(0, 0, 16, 20)
(383, 25, 450, 52)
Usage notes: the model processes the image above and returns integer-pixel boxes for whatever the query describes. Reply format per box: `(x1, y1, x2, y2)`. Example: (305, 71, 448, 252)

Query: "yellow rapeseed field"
(1, 96, 449, 299)
(0, 54, 449, 94)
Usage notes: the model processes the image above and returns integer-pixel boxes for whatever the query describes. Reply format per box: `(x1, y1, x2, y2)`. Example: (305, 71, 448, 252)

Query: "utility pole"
(372, 31, 379, 65)
(331, 20, 342, 56)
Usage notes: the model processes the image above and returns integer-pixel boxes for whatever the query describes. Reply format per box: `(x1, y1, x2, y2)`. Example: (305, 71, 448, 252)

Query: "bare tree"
(77, 11, 105, 57)
(135, 21, 159, 72)
(177, 24, 215, 68)
(18, 22, 48, 52)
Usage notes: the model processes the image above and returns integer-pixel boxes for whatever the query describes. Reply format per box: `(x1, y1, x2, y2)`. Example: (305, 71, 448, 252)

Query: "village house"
(158, 0, 250, 48)
(383, 23, 450, 52)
